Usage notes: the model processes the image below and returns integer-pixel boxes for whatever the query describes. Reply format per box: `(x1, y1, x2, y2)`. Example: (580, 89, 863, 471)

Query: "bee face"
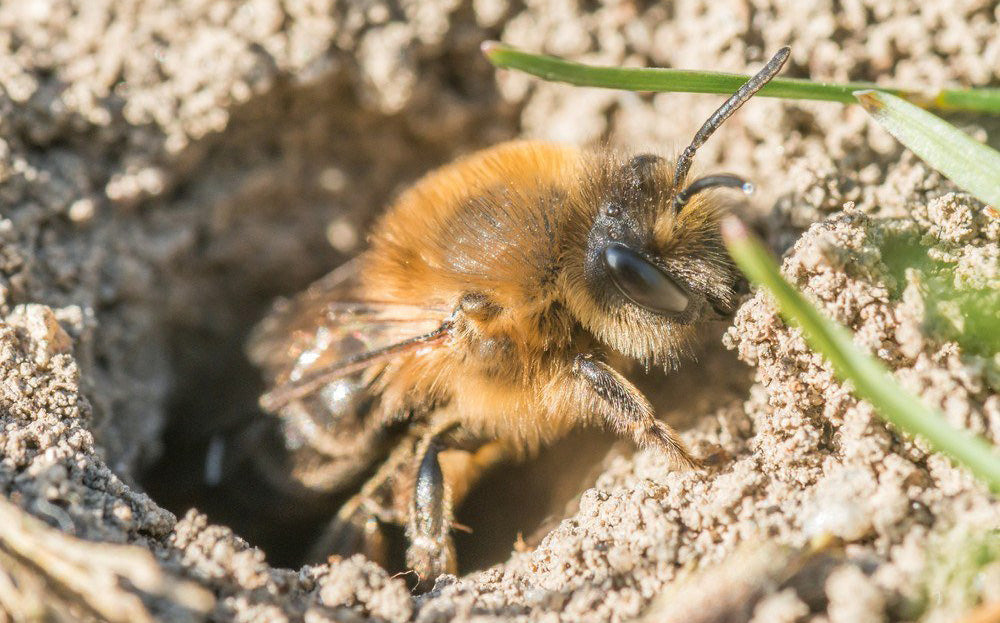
(564, 152, 740, 369)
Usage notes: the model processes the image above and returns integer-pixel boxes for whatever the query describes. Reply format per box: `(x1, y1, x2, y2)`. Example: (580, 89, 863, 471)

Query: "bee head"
(561, 47, 790, 367)
(563, 152, 744, 369)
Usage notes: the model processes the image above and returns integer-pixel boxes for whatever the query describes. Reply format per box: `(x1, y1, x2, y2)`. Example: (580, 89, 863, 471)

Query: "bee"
(247, 47, 790, 583)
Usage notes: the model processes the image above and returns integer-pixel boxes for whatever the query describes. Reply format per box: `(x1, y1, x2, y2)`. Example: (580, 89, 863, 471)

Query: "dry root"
(0, 497, 213, 623)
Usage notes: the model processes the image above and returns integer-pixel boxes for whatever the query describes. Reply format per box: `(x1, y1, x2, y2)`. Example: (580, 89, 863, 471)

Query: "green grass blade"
(721, 216, 1000, 492)
(856, 90, 1000, 208)
(482, 41, 1000, 115)
(934, 87, 1000, 114)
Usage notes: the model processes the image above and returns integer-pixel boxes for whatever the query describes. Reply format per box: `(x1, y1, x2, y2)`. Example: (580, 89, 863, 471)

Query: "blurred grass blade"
(721, 217, 1000, 492)
(856, 90, 1000, 208)
(482, 41, 1000, 114)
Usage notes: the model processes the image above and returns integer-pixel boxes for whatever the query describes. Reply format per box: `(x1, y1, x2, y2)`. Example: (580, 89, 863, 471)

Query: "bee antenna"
(672, 47, 790, 210)
(673, 174, 754, 210)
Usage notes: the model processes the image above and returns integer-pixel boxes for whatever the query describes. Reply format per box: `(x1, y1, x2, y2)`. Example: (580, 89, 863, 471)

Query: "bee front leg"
(573, 353, 701, 469)
(406, 434, 456, 585)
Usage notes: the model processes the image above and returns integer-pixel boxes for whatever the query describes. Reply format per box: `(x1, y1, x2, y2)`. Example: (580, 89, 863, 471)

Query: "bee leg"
(314, 499, 389, 565)
(406, 434, 457, 586)
(436, 440, 507, 510)
(573, 353, 701, 469)
(308, 439, 417, 563)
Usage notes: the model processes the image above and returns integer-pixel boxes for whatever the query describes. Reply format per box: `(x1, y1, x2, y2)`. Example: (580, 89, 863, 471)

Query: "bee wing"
(248, 259, 452, 412)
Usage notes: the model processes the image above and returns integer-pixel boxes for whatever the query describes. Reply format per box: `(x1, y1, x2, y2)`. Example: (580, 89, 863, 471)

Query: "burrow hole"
(138, 64, 749, 576)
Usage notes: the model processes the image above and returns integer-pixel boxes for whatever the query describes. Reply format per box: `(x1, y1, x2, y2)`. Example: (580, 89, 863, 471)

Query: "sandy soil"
(0, 1, 998, 621)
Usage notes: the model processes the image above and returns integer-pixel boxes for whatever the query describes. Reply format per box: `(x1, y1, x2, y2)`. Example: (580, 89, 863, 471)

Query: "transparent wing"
(247, 258, 452, 412)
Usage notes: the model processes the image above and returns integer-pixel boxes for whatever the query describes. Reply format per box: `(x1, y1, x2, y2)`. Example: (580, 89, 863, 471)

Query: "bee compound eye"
(603, 243, 689, 315)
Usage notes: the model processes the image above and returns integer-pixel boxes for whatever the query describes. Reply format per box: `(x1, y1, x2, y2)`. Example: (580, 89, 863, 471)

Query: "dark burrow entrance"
(132, 68, 617, 574)
(134, 43, 568, 573)
(135, 55, 751, 578)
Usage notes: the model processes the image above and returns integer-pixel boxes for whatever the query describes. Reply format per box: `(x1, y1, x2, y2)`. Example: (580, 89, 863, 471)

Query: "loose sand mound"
(0, 1, 997, 621)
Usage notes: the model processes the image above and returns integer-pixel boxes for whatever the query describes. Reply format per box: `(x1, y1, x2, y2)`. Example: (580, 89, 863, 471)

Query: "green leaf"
(855, 90, 1000, 209)
(721, 216, 1000, 492)
(481, 41, 1000, 115)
